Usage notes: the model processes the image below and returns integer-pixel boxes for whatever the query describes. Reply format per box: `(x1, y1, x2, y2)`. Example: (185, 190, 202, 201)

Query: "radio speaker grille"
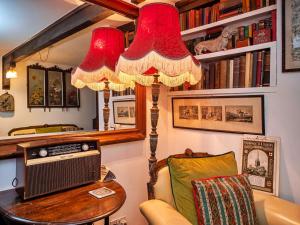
(25, 154, 100, 199)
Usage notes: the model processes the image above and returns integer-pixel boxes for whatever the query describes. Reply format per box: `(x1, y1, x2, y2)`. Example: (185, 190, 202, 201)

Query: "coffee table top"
(0, 180, 126, 225)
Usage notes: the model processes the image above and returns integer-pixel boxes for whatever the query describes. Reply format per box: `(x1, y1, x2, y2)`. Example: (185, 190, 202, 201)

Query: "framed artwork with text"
(241, 135, 280, 196)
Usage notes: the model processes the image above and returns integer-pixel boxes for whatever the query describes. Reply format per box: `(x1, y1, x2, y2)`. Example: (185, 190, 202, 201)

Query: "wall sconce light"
(6, 62, 17, 79)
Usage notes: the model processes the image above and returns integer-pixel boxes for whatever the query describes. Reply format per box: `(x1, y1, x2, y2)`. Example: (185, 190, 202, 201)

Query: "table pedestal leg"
(105, 217, 109, 225)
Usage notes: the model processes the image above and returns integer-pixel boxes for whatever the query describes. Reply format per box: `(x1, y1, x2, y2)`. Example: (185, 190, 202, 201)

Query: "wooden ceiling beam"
(131, 0, 146, 4)
(84, 0, 139, 19)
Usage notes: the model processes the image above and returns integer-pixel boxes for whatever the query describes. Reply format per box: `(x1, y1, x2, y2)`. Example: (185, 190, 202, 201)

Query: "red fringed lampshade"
(116, 2, 202, 87)
(72, 27, 134, 91)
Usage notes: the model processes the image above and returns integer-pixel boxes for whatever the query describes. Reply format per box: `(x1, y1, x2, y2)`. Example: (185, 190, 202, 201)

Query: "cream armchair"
(140, 151, 300, 225)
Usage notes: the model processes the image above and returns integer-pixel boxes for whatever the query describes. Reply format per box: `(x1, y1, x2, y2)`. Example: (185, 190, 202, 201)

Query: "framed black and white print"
(282, 0, 300, 72)
(172, 95, 265, 134)
(113, 100, 136, 125)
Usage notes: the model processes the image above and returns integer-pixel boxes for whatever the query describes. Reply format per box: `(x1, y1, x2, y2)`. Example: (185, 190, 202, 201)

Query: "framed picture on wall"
(172, 95, 265, 134)
(241, 135, 280, 196)
(113, 100, 136, 125)
(47, 66, 64, 107)
(27, 64, 46, 108)
(64, 68, 80, 108)
(282, 0, 300, 72)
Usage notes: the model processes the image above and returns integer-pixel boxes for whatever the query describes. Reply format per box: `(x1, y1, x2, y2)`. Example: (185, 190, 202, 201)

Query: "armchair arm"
(139, 200, 192, 225)
(254, 191, 300, 225)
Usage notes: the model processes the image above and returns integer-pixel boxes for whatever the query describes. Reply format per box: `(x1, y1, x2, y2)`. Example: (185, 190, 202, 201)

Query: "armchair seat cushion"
(168, 151, 238, 225)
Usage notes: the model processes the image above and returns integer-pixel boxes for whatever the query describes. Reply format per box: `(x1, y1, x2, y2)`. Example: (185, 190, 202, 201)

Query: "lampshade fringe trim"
(116, 51, 202, 87)
(72, 66, 135, 91)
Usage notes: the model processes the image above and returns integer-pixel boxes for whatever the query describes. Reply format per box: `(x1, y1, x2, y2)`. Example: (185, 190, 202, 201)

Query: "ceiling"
(0, 0, 85, 57)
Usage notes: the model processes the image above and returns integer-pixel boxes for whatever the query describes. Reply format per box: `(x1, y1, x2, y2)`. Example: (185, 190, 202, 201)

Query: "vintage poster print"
(241, 136, 280, 195)
(225, 105, 253, 123)
(179, 106, 199, 120)
(201, 106, 222, 121)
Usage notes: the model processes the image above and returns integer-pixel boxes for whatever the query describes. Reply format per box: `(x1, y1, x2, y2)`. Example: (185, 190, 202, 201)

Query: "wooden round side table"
(0, 180, 126, 225)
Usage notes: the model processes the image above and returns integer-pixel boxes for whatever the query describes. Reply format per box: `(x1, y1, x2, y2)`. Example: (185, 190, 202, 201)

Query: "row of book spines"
(170, 50, 270, 91)
(180, 4, 220, 31)
(203, 50, 270, 90)
(180, 1, 276, 30)
(219, 0, 276, 16)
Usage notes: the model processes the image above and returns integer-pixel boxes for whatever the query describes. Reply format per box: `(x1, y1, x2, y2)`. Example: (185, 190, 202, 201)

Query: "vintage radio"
(16, 137, 101, 200)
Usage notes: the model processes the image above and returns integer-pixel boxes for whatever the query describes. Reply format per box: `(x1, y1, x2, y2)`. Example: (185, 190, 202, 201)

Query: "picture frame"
(241, 135, 280, 196)
(172, 95, 265, 134)
(282, 0, 300, 72)
(113, 100, 136, 125)
(47, 66, 64, 107)
(27, 64, 46, 108)
(64, 68, 80, 108)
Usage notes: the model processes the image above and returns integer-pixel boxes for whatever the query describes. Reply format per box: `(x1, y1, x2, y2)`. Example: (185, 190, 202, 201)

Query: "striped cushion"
(192, 174, 257, 225)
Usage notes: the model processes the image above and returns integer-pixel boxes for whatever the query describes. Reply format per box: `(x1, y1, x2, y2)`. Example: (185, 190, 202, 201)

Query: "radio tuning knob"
(39, 148, 48, 157)
(82, 144, 89, 151)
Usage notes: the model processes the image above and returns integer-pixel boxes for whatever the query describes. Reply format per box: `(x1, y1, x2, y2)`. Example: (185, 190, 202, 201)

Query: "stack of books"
(170, 49, 271, 91)
(219, 0, 243, 20)
(232, 14, 276, 48)
(180, 3, 220, 30)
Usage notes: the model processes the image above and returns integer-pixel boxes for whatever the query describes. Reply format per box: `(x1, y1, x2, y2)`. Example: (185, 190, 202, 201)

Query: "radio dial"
(82, 144, 89, 151)
(39, 148, 48, 157)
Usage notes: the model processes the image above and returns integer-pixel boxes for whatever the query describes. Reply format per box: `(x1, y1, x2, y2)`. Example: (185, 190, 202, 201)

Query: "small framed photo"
(172, 95, 264, 134)
(27, 64, 46, 108)
(241, 135, 280, 196)
(47, 66, 64, 107)
(282, 0, 300, 72)
(113, 100, 136, 125)
(64, 68, 80, 108)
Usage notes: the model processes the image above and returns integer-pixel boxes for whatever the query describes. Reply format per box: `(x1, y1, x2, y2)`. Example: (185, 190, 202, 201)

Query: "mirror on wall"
(0, 13, 138, 139)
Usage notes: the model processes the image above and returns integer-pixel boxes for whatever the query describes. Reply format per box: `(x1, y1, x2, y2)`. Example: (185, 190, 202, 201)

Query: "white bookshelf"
(172, 5, 278, 96)
(181, 5, 277, 41)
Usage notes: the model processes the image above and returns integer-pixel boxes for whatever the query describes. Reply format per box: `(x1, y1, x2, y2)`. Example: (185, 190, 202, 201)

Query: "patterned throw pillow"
(192, 174, 257, 225)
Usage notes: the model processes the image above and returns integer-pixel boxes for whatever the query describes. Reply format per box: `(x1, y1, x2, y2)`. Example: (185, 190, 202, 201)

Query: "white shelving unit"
(169, 5, 278, 96)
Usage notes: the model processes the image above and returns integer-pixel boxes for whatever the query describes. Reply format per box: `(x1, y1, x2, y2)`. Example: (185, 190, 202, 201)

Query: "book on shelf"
(169, 49, 271, 92)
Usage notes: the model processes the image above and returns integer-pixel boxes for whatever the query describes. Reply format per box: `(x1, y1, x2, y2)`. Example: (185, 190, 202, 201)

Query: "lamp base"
(147, 75, 160, 200)
(103, 81, 110, 131)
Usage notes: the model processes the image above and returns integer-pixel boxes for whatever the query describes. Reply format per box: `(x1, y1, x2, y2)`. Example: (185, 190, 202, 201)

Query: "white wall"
(0, 60, 96, 137)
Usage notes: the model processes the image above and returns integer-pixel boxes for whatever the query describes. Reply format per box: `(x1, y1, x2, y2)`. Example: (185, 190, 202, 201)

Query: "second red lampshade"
(72, 27, 134, 91)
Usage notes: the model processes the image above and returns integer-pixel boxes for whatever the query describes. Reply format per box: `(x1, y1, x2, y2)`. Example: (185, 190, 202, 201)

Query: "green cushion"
(168, 152, 238, 225)
(36, 126, 62, 134)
